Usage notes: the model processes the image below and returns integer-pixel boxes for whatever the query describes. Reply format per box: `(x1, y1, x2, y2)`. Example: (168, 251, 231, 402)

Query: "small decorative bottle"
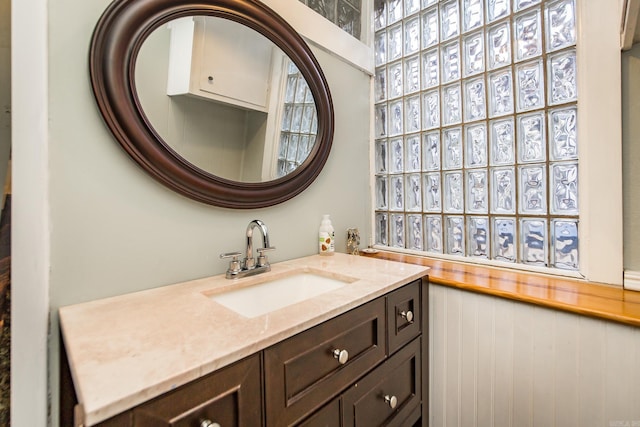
(318, 214, 335, 256)
(347, 228, 360, 255)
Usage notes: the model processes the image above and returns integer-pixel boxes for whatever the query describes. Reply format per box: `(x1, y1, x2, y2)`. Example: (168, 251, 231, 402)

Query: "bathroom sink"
(208, 269, 356, 318)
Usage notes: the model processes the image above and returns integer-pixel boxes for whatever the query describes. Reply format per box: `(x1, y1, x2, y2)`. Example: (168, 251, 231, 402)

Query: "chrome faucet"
(220, 219, 275, 279)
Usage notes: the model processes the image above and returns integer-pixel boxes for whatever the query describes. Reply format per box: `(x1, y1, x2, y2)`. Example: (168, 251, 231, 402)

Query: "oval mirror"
(90, 0, 333, 208)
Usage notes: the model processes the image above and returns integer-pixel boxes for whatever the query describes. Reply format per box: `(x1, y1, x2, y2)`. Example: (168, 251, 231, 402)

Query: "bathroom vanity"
(59, 254, 429, 426)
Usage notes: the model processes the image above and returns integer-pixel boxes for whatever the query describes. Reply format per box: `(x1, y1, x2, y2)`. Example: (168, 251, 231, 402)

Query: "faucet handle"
(220, 252, 242, 276)
(220, 251, 242, 259)
(256, 247, 276, 267)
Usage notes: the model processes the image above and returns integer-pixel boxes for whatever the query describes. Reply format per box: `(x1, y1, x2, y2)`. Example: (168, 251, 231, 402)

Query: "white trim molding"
(576, 0, 624, 285)
(624, 270, 640, 291)
(259, 0, 374, 75)
(621, 0, 640, 50)
(11, 0, 50, 424)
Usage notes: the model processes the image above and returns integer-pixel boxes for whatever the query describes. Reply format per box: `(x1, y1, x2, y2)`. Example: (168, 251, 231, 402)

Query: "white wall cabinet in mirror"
(135, 16, 319, 183)
(167, 17, 278, 112)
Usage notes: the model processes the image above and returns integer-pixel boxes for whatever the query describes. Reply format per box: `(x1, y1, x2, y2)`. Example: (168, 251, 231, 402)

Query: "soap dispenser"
(318, 214, 335, 256)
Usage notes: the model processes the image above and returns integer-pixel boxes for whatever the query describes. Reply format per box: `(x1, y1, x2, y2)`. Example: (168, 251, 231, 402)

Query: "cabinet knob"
(200, 420, 221, 427)
(332, 348, 349, 364)
(399, 310, 414, 323)
(207, 76, 214, 83)
(384, 394, 398, 409)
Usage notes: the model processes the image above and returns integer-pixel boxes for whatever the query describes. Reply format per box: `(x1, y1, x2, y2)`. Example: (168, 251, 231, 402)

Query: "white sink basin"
(209, 269, 356, 318)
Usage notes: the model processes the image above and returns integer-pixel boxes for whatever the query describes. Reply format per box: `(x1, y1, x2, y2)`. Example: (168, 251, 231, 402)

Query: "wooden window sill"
(361, 251, 640, 328)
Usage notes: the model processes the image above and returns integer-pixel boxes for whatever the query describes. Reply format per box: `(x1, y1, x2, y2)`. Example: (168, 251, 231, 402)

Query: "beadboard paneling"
(429, 285, 640, 427)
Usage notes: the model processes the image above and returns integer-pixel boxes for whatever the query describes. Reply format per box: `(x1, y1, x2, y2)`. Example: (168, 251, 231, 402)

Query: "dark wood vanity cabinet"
(341, 337, 422, 427)
(387, 282, 421, 355)
(292, 337, 422, 427)
(64, 277, 428, 427)
(296, 398, 341, 427)
(132, 353, 262, 427)
(264, 297, 387, 426)
(260, 277, 425, 427)
(91, 354, 263, 427)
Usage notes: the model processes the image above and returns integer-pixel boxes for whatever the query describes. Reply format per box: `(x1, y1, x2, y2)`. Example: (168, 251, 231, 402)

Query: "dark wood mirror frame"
(90, 0, 334, 209)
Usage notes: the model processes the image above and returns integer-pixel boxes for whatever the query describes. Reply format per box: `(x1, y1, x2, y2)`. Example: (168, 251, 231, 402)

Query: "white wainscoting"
(429, 285, 640, 427)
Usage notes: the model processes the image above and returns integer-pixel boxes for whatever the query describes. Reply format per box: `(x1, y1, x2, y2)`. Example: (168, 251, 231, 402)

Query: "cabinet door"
(342, 338, 421, 427)
(197, 17, 273, 111)
(264, 298, 386, 426)
(387, 280, 421, 355)
(133, 354, 262, 427)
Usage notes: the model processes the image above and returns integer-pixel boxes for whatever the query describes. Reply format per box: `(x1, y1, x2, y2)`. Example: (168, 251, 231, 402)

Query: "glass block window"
(276, 61, 318, 178)
(299, 0, 363, 40)
(373, 0, 579, 270)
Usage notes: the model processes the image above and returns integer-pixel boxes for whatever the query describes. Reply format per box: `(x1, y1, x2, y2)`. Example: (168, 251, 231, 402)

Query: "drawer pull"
(332, 348, 349, 364)
(200, 420, 221, 427)
(399, 310, 414, 323)
(384, 394, 398, 409)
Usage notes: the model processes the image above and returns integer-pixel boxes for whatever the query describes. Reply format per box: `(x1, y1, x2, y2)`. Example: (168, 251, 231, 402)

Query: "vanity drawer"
(264, 297, 386, 426)
(132, 354, 262, 427)
(387, 280, 421, 355)
(296, 398, 340, 427)
(341, 337, 421, 427)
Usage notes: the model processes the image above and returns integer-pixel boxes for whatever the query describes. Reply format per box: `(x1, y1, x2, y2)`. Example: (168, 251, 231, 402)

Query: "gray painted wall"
(623, 45, 640, 272)
(48, 3, 371, 307)
(47, 0, 371, 423)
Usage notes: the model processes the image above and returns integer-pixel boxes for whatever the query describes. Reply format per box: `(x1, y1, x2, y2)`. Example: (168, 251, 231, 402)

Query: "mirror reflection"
(135, 16, 319, 183)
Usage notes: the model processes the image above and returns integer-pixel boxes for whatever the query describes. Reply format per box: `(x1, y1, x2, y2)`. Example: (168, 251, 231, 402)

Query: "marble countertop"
(59, 253, 429, 426)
